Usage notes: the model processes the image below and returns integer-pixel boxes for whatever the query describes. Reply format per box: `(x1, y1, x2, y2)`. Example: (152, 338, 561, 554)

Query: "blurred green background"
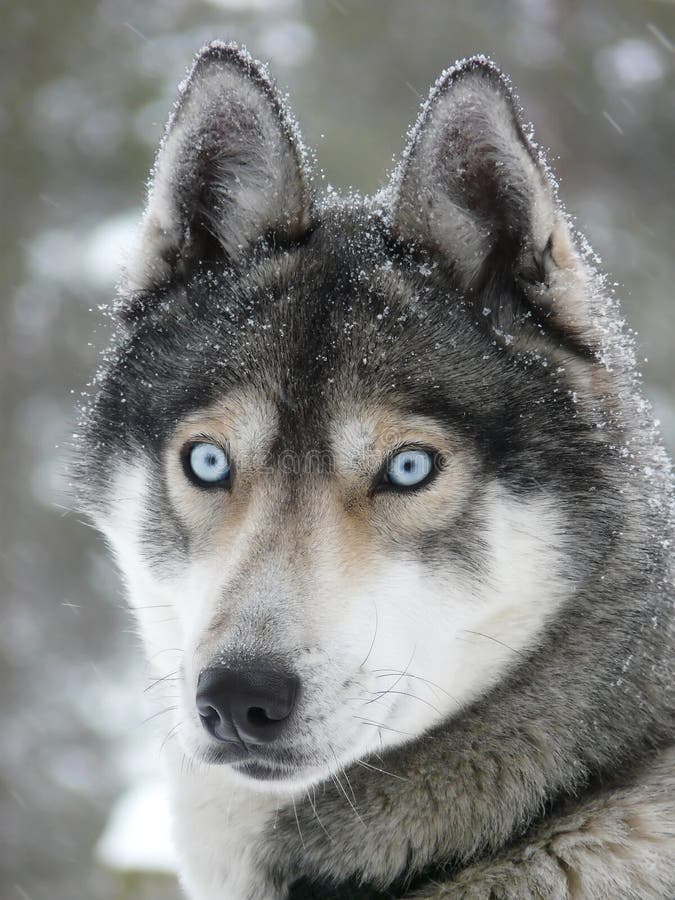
(1, 1, 673, 898)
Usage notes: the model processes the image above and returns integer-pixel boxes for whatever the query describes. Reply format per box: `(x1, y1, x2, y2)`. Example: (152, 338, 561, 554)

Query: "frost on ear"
(390, 57, 597, 351)
(123, 42, 311, 299)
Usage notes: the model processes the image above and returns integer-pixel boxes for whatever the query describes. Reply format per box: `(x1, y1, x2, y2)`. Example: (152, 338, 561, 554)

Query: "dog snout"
(196, 664, 299, 746)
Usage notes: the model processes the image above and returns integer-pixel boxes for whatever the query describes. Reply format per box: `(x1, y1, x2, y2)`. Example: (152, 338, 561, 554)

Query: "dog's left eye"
(185, 442, 231, 485)
(383, 448, 435, 489)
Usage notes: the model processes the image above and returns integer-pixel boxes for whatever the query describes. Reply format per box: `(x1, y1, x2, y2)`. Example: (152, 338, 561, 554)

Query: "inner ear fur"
(122, 41, 312, 301)
(390, 56, 605, 362)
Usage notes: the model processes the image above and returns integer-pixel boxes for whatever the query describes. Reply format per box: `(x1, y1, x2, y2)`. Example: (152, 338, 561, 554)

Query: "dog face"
(78, 44, 615, 790)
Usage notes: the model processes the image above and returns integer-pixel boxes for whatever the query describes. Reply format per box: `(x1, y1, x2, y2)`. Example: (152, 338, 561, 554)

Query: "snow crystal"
(646, 22, 675, 54)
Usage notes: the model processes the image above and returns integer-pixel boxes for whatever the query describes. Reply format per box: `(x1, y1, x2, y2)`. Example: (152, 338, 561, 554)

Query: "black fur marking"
(81, 204, 624, 539)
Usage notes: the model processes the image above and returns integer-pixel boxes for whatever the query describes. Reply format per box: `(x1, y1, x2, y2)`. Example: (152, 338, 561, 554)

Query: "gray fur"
(390, 58, 554, 292)
(76, 43, 675, 899)
(413, 746, 675, 898)
(124, 41, 311, 296)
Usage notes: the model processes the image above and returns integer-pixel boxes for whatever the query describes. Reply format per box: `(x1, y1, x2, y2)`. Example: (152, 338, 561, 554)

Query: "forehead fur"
(80, 200, 619, 516)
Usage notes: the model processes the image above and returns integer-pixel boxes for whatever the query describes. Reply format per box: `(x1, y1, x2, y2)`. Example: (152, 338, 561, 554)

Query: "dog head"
(78, 44, 619, 790)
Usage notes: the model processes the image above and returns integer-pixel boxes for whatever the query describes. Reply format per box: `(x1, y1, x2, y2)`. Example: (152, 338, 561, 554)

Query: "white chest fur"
(167, 749, 289, 900)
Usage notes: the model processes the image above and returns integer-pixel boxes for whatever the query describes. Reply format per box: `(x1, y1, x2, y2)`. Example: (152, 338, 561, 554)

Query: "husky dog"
(77, 42, 675, 899)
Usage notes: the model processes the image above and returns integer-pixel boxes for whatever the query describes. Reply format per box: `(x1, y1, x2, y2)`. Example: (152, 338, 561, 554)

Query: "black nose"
(196, 666, 299, 746)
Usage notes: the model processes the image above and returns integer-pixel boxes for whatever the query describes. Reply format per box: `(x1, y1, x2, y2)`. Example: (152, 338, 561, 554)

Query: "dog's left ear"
(123, 42, 311, 298)
(391, 58, 593, 349)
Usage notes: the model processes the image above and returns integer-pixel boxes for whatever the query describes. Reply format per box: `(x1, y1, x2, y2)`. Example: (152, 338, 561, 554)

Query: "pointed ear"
(390, 58, 594, 350)
(123, 42, 311, 297)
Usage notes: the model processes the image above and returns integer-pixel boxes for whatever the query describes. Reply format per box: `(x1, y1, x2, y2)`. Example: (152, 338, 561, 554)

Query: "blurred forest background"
(1, 1, 674, 898)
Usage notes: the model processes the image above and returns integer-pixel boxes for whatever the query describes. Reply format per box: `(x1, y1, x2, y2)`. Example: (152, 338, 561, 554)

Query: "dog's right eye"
(184, 442, 231, 486)
(373, 446, 439, 494)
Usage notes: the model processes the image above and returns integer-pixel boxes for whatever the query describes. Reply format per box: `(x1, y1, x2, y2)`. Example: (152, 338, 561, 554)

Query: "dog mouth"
(234, 759, 295, 781)
(197, 740, 309, 779)
(196, 740, 329, 785)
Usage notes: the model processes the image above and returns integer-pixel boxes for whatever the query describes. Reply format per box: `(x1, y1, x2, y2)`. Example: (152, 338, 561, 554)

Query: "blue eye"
(187, 442, 230, 485)
(386, 449, 434, 489)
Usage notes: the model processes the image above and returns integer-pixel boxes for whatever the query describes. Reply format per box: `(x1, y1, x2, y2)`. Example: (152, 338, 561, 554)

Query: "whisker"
(329, 745, 359, 808)
(366, 689, 443, 716)
(371, 670, 457, 702)
(159, 721, 182, 755)
(134, 604, 173, 610)
(305, 787, 331, 841)
(340, 766, 358, 809)
(353, 716, 413, 737)
(291, 796, 306, 850)
(355, 758, 408, 782)
(148, 648, 183, 661)
(144, 669, 182, 693)
(140, 705, 177, 727)
(359, 601, 379, 668)
(145, 677, 181, 691)
(459, 629, 524, 657)
(364, 645, 416, 707)
(330, 768, 365, 827)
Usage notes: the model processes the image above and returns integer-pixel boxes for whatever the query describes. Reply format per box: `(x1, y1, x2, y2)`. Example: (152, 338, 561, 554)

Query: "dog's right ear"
(122, 42, 311, 301)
